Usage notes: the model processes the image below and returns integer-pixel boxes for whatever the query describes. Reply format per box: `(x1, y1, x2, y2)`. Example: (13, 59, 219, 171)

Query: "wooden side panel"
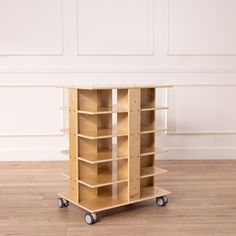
(140, 87, 156, 189)
(141, 111, 155, 130)
(79, 114, 97, 133)
(69, 88, 79, 203)
(117, 89, 128, 110)
(97, 89, 112, 108)
(141, 155, 154, 168)
(141, 88, 155, 108)
(128, 88, 141, 201)
(118, 182, 128, 202)
(78, 90, 98, 110)
(79, 138, 97, 156)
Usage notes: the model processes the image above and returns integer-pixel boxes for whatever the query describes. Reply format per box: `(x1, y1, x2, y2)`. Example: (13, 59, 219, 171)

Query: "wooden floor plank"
(0, 160, 236, 236)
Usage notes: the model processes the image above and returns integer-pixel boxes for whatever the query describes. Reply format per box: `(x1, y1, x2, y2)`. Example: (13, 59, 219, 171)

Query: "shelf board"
(141, 126, 167, 134)
(79, 173, 128, 188)
(141, 147, 168, 156)
(78, 149, 128, 164)
(140, 186, 170, 200)
(60, 84, 173, 90)
(61, 127, 167, 137)
(78, 128, 127, 139)
(79, 191, 128, 212)
(58, 186, 170, 213)
(61, 105, 168, 113)
(78, 105, 128, 115)
(61, 149, 128, 163)
(141, 167, 167, 178)
(141, 106, 169, 111)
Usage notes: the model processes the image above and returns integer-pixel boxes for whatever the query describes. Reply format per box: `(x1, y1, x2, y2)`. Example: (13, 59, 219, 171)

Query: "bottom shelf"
(140, 186, 170, 200)
(58, 186, 170, 213)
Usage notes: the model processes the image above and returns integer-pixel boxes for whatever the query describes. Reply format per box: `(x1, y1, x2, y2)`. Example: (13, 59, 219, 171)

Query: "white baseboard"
(0, 147, 236, 161)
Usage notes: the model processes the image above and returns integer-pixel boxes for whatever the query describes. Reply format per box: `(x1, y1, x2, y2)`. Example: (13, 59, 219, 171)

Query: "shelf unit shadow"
(58, 84, 172, 224)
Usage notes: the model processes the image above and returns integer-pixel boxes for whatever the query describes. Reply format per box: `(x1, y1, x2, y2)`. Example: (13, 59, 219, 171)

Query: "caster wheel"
(163, 196, 168, 205)
(84, 213, 98, 225)
(57, 198, 69, 208)
(91, 213, 98, 222)
(63, 199, 69, 207)
(156, 196, 168, 207)
(85, 213, 96, 225)
(58, 198, 65, 208)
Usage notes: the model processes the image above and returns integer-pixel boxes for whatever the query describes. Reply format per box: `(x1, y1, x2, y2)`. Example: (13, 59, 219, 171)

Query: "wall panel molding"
(167, 0, 236, 57)
(0, 85, 65, 137)
(76, 0, 155, 56)
(0, 0, 63, 56)
(2, 66, 236, 73)
(167, 84, 236, 134)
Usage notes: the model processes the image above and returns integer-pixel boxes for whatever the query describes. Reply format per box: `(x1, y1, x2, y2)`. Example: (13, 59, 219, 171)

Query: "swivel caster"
(57, 198, 69, 208)
(84, 212, 98, 225)
(156, 196, 168, 207)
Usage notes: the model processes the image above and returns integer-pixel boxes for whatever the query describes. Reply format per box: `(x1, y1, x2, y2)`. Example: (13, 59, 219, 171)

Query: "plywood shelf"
(141, 126, 167, 134)
(141, 167, 167, 178)
(79, 191, 128, 212)
(141, 147, 168, 156)
(78, 128, 127, 139)
(60, 106, 128, 114)
(78, 105, 128, 115)
(140, 186, 170, 200)
(60, 84, 172, 90)
(79, 173, 128, 188)
(141, 106, 169, 111)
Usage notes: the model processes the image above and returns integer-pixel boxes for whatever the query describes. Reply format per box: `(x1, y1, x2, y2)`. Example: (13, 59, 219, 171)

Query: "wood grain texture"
(0, 160, 236, 236)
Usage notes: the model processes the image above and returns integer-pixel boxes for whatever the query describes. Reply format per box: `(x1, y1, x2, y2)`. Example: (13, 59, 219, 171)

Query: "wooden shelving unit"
(58, 84, 172, 224)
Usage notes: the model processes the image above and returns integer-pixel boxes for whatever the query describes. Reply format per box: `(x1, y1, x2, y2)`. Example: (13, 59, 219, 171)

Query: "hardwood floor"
(0, 160, 235, 236)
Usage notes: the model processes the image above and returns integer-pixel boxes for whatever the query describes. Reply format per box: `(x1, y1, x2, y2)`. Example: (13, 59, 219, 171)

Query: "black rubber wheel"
(57, 198, 65, 208)
(85, 213, 95, 225)
(63, 199, 69, 208)
(156, 196, 167, 207)
(163, 196, 168, 205)
(91, 213, 98, 223)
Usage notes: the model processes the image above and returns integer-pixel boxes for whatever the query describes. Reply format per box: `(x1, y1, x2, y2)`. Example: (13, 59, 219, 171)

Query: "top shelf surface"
(59, 84, 172, 90)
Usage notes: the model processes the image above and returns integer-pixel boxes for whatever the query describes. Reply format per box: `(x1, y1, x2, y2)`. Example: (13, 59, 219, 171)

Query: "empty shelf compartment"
(79, 173, 128, 188)
(79, 191, 128, 212)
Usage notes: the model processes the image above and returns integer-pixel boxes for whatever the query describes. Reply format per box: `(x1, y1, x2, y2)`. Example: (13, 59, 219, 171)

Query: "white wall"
(1, 0, 236, 161)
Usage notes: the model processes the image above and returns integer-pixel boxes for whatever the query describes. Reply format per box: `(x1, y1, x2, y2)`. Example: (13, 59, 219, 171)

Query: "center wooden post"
(128, 88, 141, 201)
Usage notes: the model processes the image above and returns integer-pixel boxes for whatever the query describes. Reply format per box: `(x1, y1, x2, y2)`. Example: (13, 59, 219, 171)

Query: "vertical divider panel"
(69, 88, 79, 203)
(78, 90, 98, 202)
(128, 88, 141, 202)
